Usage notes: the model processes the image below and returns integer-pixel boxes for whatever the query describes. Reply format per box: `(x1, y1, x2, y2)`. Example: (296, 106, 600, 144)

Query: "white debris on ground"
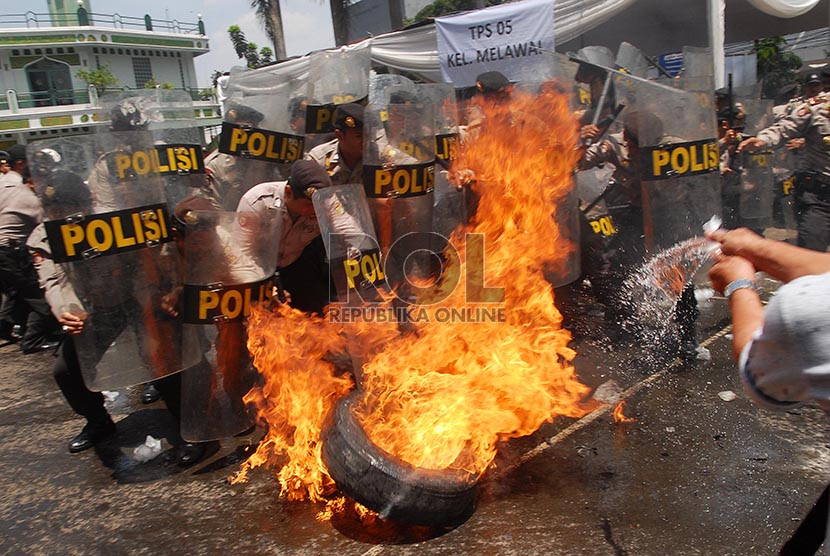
(132, 435, 162, 462)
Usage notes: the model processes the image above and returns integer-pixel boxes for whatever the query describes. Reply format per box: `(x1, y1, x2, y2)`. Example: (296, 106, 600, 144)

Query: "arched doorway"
(26, 58, 73, 107)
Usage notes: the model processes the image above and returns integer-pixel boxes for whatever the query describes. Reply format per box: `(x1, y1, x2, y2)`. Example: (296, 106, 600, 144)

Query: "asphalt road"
(1, 270, 828, 556)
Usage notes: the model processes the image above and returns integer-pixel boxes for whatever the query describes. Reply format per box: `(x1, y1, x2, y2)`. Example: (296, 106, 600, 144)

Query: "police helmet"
(40, 170, 92, 209)
(109, 97, 155, 131)
(30, 148, 62, 176)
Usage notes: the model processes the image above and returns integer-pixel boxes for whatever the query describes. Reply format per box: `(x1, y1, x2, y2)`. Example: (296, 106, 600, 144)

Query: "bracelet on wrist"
(724, 278, 759, 299)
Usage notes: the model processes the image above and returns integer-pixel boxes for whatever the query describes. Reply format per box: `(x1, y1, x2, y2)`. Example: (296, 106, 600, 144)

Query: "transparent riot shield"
(362, 91, 436, 295)
(42, 126, 199, 390)
(210, 69, 306, 210)
(615, 42, 650, 78)
(736, 99, 775, 227)
(514, 51, 584, 287)
(666, 46, 714, 94)
(418, 83, 465, 244)
(314, 184, 383, 303)
(26, 136, 98, 191)
(178, 209, 281, 441)
(304, 49, 371, 149)
(613, 73, 721, 254)
(313, 183, 386, 384)
(147, 89, 208, 208)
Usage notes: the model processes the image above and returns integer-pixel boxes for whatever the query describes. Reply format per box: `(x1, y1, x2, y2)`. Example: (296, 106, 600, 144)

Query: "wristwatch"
(724, 278, 759, 299)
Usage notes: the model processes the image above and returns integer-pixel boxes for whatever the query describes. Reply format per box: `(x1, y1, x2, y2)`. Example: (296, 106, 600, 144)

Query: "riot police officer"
(237, 160, 334, 314)
(203, 101, 280, 211)
(578, 112, 701, 358)
(739, 90, 830, 252)
(306, 103, 364, 185)
(0, 144, 62, 352)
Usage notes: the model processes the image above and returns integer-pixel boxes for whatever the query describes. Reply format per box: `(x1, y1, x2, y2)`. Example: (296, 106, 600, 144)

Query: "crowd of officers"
(0, 60, 828, 466)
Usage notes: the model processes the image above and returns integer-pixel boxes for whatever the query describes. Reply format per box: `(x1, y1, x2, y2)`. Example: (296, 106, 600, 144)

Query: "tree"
(754, 37, 802, 99)
(143, 77, 175, 89)
(75, 64, 118, 93)
(410, 0, 497, 23)
(228, 25, 277, 68)
(250, 0, 286, 61)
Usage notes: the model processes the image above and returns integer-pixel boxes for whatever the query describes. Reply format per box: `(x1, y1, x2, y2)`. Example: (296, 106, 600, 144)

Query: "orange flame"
(613, 401, 636, 424)
(235, 83, 593, 506)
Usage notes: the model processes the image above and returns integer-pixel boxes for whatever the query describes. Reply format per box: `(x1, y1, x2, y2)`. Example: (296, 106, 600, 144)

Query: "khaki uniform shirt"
(0, 172, 42, 246)
(203, 150, 282, 211)
(306, 139, 362, 186)
(578, 132, 641, 208)
(236, 181, 321, 268)
(756, 91, 830, 181)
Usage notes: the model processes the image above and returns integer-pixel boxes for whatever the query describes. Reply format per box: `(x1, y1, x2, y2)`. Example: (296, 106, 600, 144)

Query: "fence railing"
(0, 9, 205, 35)
(1, 87, 216, 112)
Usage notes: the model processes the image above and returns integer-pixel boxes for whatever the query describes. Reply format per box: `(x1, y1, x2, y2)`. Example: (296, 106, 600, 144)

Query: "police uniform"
(0, 150, 61, 352)
(237, 182, 322, 268)
(203, 102, 283, 211)
(236, 161, 335, 314)
(578, 128, 700, 356)
(305, 103, 364, 186)
(751, 91, 830, 251)
(305, 139, 362, 186)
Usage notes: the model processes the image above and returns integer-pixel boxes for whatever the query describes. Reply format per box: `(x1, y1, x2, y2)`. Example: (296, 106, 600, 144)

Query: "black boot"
(141, 382, 161, 404)
(68, 417, 116, 453)
(177, 440, 220, 467)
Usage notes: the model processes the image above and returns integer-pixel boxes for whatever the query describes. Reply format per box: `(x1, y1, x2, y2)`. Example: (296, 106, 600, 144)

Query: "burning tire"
(321, 393, 479, 527)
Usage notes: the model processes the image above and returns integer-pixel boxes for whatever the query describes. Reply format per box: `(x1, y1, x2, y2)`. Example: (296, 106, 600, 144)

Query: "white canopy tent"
(230, 0, 828, 89)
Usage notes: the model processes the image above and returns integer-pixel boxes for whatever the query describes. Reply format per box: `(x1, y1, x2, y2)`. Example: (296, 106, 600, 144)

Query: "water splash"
(619, 235, 718, 344)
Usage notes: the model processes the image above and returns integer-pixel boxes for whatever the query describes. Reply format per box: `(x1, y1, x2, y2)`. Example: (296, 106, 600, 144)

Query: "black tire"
(321, 392, 479, 527)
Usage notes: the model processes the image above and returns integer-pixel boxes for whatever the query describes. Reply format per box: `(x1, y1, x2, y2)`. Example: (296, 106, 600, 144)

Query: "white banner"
(436, 0, 555, 88)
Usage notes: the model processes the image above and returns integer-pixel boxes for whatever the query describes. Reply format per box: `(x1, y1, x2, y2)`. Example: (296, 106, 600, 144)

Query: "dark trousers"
(53, 336, 109, 424)
(0, 246, 60, 351)
(583, 205, 698, 339)
(794, 188, 830, 253)
(280, 236, 333, 315)
(54, 312, 182, 426)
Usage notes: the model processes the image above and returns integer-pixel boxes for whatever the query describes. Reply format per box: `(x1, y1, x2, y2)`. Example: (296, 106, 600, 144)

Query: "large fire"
(232, 83, 593, 510)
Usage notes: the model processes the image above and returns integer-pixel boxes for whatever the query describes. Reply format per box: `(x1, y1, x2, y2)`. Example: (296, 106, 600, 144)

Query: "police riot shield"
(613, 73, 721, 254)
(664, 46, 714, 94)
(211, 68, 306, 210)
(418, 83, 465, 243)
(26, 136, 98, 190)
(146, 89, 208, 208)
(513, 52, 584, 287)
(304, 49, 371, 149)
(313, 184, 386, 384)
(313, 183, 384, 304)
(364, 77, 436, 293)
(736, 98, 775, 227)
(41, 120, 200, 390)
(615, 42, 650, 78)
(178, 209, 281, 441)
